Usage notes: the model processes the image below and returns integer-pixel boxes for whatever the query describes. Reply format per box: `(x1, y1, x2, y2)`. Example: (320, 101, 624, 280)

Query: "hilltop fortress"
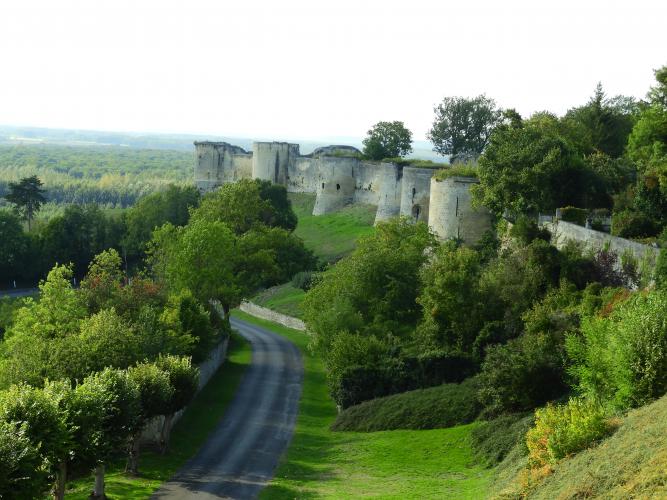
(194, 141, 493, 245)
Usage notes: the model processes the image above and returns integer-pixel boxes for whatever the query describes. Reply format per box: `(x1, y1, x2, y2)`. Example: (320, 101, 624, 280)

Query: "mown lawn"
(289, 193, 376, 263)
(232, 311, 492, 499)
(65, 332, 251, 499)
(252, 283, 306, 318)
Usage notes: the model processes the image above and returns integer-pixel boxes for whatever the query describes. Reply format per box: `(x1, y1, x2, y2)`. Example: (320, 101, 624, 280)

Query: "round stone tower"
(312, 157, 356, 215)
(399, 167, 436, 223)
(374, 163, 403, 224)
(428, 175, 492, 245)
(194, 141, 249, 193)
(252, 142, 300, 185)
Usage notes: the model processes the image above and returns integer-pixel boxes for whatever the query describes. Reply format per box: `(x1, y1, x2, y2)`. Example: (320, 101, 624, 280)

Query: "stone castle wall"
(194, 140, 493, 245)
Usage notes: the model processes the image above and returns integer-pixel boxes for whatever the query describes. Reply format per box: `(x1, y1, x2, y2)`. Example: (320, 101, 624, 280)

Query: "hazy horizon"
(2, 0, 666, 141)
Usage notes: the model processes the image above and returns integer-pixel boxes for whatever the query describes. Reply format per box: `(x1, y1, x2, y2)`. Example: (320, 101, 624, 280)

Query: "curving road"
(152, 316, 303, 500)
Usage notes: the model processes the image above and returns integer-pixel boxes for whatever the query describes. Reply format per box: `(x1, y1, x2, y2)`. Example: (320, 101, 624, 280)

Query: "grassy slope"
(489, 395, 667, 499)
(232, 310, 491, 499)
(252, 283, 306, 318)
(65, 333, 251, 499)
(289, 193, 376, 264)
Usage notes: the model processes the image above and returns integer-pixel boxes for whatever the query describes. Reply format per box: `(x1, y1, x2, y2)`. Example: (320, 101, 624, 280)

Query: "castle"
(194, 141, 493, 245)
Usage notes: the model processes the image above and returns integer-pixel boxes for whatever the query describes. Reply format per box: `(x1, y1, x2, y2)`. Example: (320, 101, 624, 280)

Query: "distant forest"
(0, 144, 193, 211)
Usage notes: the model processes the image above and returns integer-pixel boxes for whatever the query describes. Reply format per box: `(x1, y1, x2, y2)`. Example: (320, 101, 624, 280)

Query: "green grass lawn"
(232, 310, 492, 499)
(289, 193, 376, 263)
(251, 283, 306, 318)
(65, 333, 251, 499)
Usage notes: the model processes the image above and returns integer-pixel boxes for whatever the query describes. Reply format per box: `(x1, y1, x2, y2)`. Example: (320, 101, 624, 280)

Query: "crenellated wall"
(194, 140, 493, 242)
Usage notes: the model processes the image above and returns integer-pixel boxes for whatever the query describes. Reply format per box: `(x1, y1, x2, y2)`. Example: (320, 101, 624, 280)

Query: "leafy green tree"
(0, 211, 30, 284)
(473, 114, 594, 216)
(0, 383, 71, 499)
(303, 218, 438, 357)
(427, 95, 502, 160)
(68, 368, 141, 499)
(122, 185, 200, 260)
(3, 175, 46, 231)
(564, 83, 638, 158)
(416, 242, 484, 353)
(80, 248, 125, 314)
(362, 121, 413, 160)
(126, 363, 173, 474)
(191, 178, 297, 234)
(0, 420, 49, 499)
(154, 355, 199, 453)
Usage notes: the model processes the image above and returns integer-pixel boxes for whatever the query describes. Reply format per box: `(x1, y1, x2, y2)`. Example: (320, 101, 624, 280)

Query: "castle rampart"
(194, 140, 493, 244)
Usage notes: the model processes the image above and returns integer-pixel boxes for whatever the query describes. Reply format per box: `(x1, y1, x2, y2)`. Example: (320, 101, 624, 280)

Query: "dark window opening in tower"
(322, 183, 325, 189)
(336, 183, 340, 191)
(411, 204, 421, 221)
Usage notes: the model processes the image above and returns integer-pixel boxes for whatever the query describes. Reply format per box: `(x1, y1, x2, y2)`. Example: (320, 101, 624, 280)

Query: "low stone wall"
(239, 300, 306, 331)
(139, 337, 229, 445)
(545, 220, 660, 267)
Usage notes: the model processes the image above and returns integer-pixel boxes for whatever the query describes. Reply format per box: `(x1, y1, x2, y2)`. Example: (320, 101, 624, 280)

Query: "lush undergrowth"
(471, 414, 533, 467)
(64, 332, 251, 499)
(231, 311, 491, 499)
(251, 283, 306, 318)
(489, 394, 667, 499)
(289, 193, 376, 263)
(331, 378, 481, 432)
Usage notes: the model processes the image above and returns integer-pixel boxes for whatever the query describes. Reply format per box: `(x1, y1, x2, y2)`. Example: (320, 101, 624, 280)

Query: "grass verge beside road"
(65, 332, 251, 499)
(232, 310, 492, 499)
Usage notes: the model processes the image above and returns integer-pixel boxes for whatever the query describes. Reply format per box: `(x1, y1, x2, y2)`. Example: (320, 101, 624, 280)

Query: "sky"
(0, 0, 665, 141)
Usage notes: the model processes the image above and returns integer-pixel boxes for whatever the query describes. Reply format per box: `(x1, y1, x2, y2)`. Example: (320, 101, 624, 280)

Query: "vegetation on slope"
(331, 378, 480, 432)
(232, 311, 491, 500)
(65, 332, 251, 499)
(251, 283, 306, 318)
(289, 193, 376, 263)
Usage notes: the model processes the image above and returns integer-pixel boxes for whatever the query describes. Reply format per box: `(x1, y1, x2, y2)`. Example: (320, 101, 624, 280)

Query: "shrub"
(526, 397, 613, 468)
(333, 351, 476, 408)
(291, 271, 317, 291)
(478, 331, 568, 417)
(0, 421, 49, 499)
(471, 413, 534, 465)
(655, 248, 667, 290)
(611, 209, 659, 238)
(434, 165, 478, 180)
(559, 206, 588, 226)
(509, 216, 551, 245)
(331, 378, 480, 432)
(567, 290, 667, 409)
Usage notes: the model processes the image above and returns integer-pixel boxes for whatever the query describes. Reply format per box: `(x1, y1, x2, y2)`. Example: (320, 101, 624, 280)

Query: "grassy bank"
(251, 283, 306, 318)
(289, 193, 376, 263)
(65, 332, 251, 499)
(232, 310, 492, 499)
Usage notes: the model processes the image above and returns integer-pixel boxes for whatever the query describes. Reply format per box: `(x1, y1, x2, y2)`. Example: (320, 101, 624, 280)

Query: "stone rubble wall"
(238, 300, 306, 331)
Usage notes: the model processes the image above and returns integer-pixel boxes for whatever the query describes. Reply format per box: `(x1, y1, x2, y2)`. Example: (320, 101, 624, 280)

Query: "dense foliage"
(361, 121, 413, 160)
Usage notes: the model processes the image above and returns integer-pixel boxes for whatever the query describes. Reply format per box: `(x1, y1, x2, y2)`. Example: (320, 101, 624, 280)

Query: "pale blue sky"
(1, 0, 665, 141)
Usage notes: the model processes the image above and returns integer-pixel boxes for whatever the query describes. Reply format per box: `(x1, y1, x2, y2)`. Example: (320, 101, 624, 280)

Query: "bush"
(655, 248, 667, 290)
(333, 351, 476, 408)
(509, 216, 551, 245)
(611, 209, 659, 238)
(0, 421, 49, 499)
(291, 271, 318, 291)
(567, 290, 667, 409)
(559, 206, 588, 226)
(331, 378, 481, 432)
(478, 332, 568, 417)
(471, 413, 533, 465)
(526, 397, 613, 467)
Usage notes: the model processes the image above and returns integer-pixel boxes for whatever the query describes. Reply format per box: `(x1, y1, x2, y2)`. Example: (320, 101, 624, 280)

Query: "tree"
(68, 368, 141, 499)
(154, 355, 199, 453)
(126, 363, 173, 474)
(0, 420, 49, 499)
(80, 249, 125, 314)
(362, 121, 413, 160)
(0, 382, 71, 500)
(3, 175, 46, 231)
(427, 95, 502, 161)
(0, 211, 30, 284)
(473, 114, 594, 216)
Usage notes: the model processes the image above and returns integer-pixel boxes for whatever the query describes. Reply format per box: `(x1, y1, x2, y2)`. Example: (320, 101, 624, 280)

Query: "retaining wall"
(239, 300, 306, 331)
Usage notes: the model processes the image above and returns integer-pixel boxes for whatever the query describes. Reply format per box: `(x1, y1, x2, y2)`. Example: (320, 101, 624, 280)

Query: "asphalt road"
(152, 316, 303, 500)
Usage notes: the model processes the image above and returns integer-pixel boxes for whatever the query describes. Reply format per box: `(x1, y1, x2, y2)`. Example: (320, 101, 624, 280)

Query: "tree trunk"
(54, 461, 66, 500)
(92, 464, 105, 499)
(160, 414, 174, 454)
(126, 435, 141, 475)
